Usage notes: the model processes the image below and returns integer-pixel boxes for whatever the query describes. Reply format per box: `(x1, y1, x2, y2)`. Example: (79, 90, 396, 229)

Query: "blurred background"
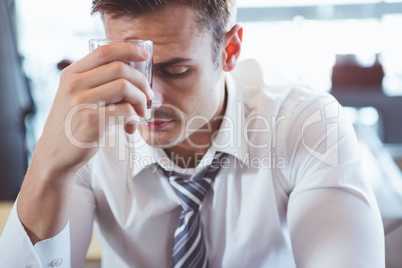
(1, 0, 402, 267)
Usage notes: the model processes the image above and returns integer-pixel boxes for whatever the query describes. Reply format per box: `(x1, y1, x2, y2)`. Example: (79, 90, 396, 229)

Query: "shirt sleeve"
(279, 91, 385, 268)
(70, 165, 97, 268)
(0, 199, 71, 267)
(0, 164, 96, 268)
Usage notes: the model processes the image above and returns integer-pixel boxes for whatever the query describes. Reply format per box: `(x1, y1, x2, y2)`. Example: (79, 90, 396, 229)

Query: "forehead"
(103, 5, 212, 61)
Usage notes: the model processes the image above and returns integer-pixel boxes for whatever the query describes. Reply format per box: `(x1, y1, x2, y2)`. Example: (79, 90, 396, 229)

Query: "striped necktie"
(161, 152, 224, 268)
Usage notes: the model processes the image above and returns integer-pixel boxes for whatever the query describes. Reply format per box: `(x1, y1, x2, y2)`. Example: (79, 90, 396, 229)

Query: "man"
(0, 0, 385, 267)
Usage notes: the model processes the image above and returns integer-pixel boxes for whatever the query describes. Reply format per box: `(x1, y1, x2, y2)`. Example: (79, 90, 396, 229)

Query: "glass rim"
(88, 38, 153, 45)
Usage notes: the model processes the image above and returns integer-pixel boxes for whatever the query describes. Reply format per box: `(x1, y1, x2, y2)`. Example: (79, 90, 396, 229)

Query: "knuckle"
(93, 45, 109, 60)
(110, 61, 125, 75)
(64, 75, 81, 93)
(59, 69, 72, 88)
(59, 68, 70, 82)
(115, 79, 130, 94)
(71, 94, 84, 106)
(81, 108, 99, 127)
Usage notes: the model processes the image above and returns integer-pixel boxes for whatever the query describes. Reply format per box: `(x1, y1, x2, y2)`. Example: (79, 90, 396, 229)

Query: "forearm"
(17, 148, 75, 244)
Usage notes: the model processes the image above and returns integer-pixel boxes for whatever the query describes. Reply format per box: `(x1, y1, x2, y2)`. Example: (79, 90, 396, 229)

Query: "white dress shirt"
(0, 59, 385, 268)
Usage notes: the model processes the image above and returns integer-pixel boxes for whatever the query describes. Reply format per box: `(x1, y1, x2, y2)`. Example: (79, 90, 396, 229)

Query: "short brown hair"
(91, 0, 236, 60)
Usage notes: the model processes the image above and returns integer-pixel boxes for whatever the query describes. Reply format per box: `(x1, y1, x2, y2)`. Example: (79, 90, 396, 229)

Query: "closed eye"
(162, 69, 190, 79)
(154, 57, 193, 79)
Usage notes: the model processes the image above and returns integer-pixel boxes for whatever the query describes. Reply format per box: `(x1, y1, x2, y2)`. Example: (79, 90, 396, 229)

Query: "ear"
(222, 24, 243, 72)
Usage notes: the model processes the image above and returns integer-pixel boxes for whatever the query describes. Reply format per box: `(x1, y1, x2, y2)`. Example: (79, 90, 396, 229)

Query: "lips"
(143, 120, 172, 131)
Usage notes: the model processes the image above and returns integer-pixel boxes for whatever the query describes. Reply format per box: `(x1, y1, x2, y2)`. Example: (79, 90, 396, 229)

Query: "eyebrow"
(153, 57, 193, 68)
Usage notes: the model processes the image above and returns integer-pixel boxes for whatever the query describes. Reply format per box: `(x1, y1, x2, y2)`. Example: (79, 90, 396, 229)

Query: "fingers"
(71, 43, 150, 74)
(76, 78, 148, 117)
(99, 103, 141, 133)
(59, 43, 153, 120)
(63, 103, 139, 152)
(67, 60, 153, 101)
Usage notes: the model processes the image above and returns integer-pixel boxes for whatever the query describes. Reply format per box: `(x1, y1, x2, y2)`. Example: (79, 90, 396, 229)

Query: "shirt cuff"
(34, 221, 71, 267)
(0, 201, 71, 268)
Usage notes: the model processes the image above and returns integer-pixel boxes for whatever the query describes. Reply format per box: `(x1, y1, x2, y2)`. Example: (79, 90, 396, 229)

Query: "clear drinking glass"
(88, 38, 153, 123)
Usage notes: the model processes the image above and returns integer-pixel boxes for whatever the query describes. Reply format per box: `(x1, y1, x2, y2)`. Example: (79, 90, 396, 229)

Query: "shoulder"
(231, 60, 358, 181)
(230, 59, 336, 116)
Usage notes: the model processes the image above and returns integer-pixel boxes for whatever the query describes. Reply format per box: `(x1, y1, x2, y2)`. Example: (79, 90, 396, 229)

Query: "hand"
(37, 43, 153, 176)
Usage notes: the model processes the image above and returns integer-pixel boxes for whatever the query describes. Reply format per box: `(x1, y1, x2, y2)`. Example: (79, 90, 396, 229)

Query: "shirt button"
(51, 258, 63, 267)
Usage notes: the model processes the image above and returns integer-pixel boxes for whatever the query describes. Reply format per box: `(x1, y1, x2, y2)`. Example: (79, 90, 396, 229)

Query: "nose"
(151, 91, 163, 106)
(150, 77, 164, 106)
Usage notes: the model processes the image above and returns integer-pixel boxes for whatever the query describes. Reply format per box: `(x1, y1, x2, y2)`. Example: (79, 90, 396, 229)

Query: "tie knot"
(159, 152, 226, 211)
(169, 176, 213, 211)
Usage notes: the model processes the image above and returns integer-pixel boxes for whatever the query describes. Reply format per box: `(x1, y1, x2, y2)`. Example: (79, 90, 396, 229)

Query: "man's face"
(104, 5, 226, 148)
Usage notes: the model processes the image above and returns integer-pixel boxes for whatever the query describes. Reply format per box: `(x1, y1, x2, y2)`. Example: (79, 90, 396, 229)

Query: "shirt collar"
(210, 72, 249, 166)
